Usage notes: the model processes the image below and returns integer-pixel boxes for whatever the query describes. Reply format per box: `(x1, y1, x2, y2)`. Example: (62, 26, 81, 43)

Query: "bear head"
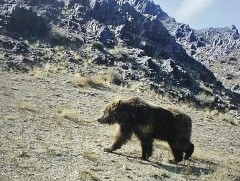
(96, 99, 123, 124)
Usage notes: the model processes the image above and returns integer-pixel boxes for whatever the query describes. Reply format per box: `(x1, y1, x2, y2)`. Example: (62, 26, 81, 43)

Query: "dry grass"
(82, 59, 93, 70)
(79, 170, 100, 181)
(4, 115, 18, 121)
(217, 112, 238, 126)
(205, 109, 238, 126)
(17, 100, 37, 112)
(57, 108, 79, 123)
(127, 81, 142, 92)
(73, 73, 106, 88)
(44, 63, 67, 75)
(204, 109, 219, 118)
(199, 82, 213, 95)
(227, 158, 240, 174)
(100, 69, 123, 86)
(0, 52, 5, 61)
(109, 46, 129, 59)
(29, 63, 67, 79)
(29, 67, 44, 79)
(82, 150, 98, 162)
(195, 92, 214, 105)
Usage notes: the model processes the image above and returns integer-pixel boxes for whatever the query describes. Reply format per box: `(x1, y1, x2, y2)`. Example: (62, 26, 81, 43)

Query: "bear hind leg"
(140, 138, 153, 161)
(184, 142, 194, 160)
(178, 139, 194, 160)
(168, 143, 183, 164)
(104, 126, 132, 152)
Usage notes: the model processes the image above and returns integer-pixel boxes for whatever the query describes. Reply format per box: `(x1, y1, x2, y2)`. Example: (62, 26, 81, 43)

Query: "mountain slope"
(0, 0, 239, 114)
(0, 71, 240, 181)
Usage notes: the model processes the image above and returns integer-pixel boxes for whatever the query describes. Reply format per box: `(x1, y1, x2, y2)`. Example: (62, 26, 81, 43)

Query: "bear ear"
(117, 99, 122, 107)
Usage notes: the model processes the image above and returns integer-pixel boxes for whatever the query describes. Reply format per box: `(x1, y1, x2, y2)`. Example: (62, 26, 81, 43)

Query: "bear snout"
(95, 115, 106, 124)
(95, 117, 102, 123)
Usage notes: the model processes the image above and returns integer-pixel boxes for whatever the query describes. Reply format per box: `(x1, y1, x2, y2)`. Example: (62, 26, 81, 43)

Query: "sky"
(154, 0, 240, 30)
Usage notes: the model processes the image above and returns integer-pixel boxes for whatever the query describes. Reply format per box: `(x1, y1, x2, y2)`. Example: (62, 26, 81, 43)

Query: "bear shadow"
(150, 159, 215, 176)
(109, 152, 215, 177)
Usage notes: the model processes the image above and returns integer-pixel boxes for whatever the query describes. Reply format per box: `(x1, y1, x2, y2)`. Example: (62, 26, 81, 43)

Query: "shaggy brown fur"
(96, 97, 194, 164)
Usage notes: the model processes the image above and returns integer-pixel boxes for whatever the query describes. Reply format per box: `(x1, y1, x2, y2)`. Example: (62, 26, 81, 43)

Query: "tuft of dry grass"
(44, 63, 67, 75)
(82, 150, 98, 162)
(205, 109, 238, 126)
(109, 46, 129, 59)
(73, 73, 106, 88)
(199, 82, 213, 95)
(82, 59, 93, 70)
(29, 67, 44, 79)
(79, 170, 100, 181)
(5, 115, 18, 121)
(217, 112, 238, 126)
(195, 92, 214, 105)
(100, 69, 123, 86)
(29, 63, 67, 79)
(127, 81, 142, 92)
(0, 52, 5, 61)
(58, 108, 79, 123)
(17, 100, 37, 112)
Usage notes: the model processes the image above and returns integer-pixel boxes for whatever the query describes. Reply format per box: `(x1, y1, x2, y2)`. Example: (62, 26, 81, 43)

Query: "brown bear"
(96, 97, 194, 164)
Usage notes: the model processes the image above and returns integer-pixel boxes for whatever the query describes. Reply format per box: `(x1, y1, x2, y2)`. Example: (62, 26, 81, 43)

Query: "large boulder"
(3, 5, 49, 36)
(98, 27, 116, 48)
(0, 35, 30, 54)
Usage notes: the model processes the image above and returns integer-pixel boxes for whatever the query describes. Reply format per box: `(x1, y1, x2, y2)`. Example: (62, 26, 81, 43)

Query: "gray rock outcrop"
(0, 0, 239, 113)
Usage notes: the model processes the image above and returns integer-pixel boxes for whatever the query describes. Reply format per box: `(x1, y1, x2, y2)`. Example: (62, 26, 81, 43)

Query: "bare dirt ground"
(0, 71, 240, 181)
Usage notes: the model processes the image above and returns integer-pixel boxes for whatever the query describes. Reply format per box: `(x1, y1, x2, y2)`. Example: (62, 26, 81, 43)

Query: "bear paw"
(104, 148, 113, 152)
(169, 159, 179, 164)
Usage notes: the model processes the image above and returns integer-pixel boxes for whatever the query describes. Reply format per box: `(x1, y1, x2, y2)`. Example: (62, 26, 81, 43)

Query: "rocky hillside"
(161, 18, 240, 93)
(0, 0, 239, 116)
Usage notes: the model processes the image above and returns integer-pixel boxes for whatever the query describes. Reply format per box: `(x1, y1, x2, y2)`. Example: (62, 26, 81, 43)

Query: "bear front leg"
(104, 125, 132, 152)
(104, 137, 125, 152)
(140, 138, 153, 161)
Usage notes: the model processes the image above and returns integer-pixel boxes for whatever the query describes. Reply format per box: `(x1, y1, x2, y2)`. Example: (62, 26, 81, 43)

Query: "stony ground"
(0, 70, 239, 181)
